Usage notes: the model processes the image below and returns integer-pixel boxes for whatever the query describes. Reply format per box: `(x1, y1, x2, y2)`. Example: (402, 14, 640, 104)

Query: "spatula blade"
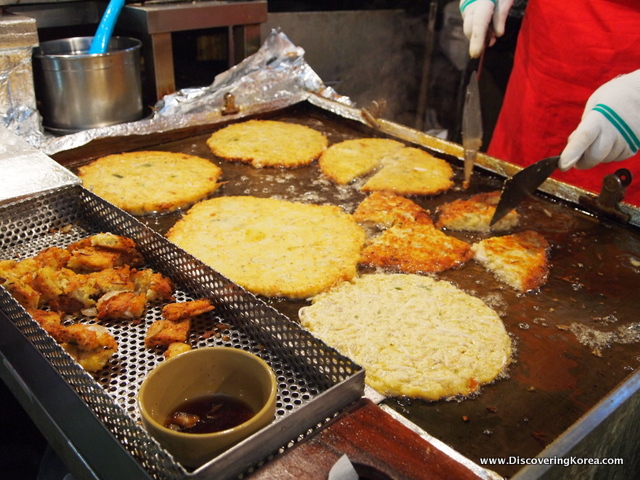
(490, 156, 560, 226)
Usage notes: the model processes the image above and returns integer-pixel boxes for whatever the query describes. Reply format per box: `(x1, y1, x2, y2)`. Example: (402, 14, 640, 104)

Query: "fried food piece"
(145, 319, 191, 348)
(68, 232, 139, 252)
(361, 147, 454, 196)
(29, 308, 118, 372)
(161, 299, 214, 322)
(164, 342, 192, 359)
(435, 191, 520, 233)
(353, 191, 432, 228)
(299, 274, 512, 401)
(29, 309, 69, 343)
(166, 196, 365, 299)
(361, 221, 472, 274)
(206, 119, 328, 168)
(318, 138, 405, 184)
(33, 247, 71, 269)
(471, 230, 550, 292)
(62, 324, 118, 372)
(43, 266, 133, 314)
(66, 233, 144, 272)
(131, 268, 174, 302)
(87, 266, 134, 294)
(0, 260, 41, 310)
(78, 151, 223, 215)
(30, 266, 80, 307)
(144, 300, 213, 349)
(96, 291, 148, 321)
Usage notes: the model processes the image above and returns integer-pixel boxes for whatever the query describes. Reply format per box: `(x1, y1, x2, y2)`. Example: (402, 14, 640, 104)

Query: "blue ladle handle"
(88, 0, 126, 54)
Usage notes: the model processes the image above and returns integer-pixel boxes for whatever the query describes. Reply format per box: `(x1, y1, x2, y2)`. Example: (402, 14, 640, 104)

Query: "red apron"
(488, 0, 640, 205)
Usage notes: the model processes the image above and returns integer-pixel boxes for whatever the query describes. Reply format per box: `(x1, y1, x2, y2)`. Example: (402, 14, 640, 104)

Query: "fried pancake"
(78, 151, 222, 215)
(471, 230, 550, 292)
(436, 191, 519, 233)
(299, 273, 512, 400)
(361, 147, 454, 195)
(166, 196, 365, 299)
(318, 138, 404, 184)
(206, 119, 328, 168)
(352, 191, 432, 228)
(353, 192, 470, 273)
(360, 221, 472, 273)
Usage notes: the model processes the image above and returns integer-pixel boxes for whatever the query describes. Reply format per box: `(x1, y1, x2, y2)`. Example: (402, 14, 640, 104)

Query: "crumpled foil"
(25, 29, 354, 156)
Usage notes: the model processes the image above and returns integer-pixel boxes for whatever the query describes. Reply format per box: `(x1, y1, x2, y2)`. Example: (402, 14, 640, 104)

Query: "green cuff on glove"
(594, 103, 640, 153)
(461, 0, 496, 13)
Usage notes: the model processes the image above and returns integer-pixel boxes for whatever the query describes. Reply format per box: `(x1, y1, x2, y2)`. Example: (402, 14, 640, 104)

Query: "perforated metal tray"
(0, 184, 364, 480)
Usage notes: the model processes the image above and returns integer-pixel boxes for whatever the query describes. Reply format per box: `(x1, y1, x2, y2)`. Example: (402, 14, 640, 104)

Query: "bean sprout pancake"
(166, 196, 365, 299)
(299, 273, 512, 400)
(78, 151, 222, 215)
(206, 119, 328, 168)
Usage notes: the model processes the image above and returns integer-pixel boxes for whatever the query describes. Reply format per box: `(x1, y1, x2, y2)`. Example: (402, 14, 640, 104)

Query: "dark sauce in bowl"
(165, 394, 255, 434)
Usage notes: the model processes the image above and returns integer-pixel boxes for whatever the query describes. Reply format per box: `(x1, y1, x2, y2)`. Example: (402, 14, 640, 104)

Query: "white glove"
(460, 0, 514, 58)
(559, 70, 640, 171)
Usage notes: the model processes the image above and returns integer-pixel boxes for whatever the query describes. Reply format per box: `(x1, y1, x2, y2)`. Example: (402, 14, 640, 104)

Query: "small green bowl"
(138, 347, 277, 468)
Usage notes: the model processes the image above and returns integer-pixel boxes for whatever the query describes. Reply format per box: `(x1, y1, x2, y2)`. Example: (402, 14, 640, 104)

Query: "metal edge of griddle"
(378, 403, 503, 480)
(364, 385, 502, 479)
(511, 368, 640, 479)
(306, 94, 640, 228)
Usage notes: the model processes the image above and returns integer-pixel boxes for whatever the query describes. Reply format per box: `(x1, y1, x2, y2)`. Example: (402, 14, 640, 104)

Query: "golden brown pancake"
(436, 191, 519, 233)
(78, 151, 222, 215)
(206, 119, 328, 168)
(299, 273, 512, 400)
(166, 196, 365, 299)
(472, 230, 550, 292)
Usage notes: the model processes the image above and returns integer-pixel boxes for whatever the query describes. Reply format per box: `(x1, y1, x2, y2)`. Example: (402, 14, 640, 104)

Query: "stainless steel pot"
(32, 36, 143, 131)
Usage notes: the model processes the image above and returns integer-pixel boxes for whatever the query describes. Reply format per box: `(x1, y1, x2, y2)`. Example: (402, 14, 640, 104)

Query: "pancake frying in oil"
(78, 151, 222, 216)
(206, 119, 328, 168)
(299, 273, 512, 401)
(166, 196, 365, 299)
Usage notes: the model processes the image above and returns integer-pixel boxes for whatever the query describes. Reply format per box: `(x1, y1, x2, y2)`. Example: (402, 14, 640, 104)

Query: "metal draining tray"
(0, 184, 364, 480)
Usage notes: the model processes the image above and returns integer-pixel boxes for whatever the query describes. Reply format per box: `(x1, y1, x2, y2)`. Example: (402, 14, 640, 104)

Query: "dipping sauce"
(164, 394, 255, 434)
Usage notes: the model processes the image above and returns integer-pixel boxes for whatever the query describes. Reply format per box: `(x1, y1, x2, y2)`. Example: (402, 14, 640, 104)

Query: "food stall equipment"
(4, 1, 268, 105)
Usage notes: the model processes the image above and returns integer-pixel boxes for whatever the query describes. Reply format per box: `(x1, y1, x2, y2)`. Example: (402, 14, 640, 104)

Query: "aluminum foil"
(25, 29, 354, 156)
(0, 13, 42, 147)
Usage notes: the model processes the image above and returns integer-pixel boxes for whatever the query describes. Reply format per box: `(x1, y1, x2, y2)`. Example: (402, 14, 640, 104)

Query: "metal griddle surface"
(64, 104, 640, 478)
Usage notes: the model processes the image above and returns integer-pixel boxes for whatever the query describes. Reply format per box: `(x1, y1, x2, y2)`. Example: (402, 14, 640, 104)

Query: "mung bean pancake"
(78, 151, 222, 215)
(166, 196, 365, 299)
(472, 230, 550, 292)
(353, 192, 472, 274)
(319, 139, 454, 195)
(436, 191, 520, 233)
(318, 138, 404, 184)
(361, 147, 454, 195)
(206, 119, 328, 168)
(299, 273, 512, 400)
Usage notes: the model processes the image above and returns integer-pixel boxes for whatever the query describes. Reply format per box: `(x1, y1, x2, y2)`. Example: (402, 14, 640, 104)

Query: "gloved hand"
(460, 0, 514, 58)
(559, 70, 640, 171)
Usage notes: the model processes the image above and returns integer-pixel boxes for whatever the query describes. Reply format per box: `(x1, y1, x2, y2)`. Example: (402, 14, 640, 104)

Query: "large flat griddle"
(51, 101, 640, 478)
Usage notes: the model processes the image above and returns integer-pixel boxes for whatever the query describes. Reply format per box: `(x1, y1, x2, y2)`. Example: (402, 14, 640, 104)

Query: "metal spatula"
(490, 155, 560, 226)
